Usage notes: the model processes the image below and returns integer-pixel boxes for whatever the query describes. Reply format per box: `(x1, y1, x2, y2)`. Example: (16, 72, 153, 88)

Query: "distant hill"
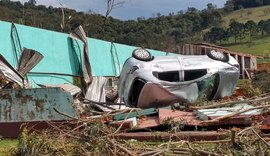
(222, 5, 270, 26)
(219, 6, 270, 59)
(0, 0, 270, 59)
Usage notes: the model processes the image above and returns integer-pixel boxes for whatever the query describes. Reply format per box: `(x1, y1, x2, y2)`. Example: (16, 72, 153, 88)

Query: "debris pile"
(13, 106, 270, 155)
(1, 47, 270, 155)
(0, 24, 269, 155)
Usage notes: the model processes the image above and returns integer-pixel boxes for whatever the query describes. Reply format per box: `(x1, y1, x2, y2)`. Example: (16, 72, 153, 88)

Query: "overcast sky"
(11, 0, 227, 20)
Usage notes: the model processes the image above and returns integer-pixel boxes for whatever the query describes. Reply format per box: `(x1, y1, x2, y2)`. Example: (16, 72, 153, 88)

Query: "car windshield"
(197, 74, 220, 101)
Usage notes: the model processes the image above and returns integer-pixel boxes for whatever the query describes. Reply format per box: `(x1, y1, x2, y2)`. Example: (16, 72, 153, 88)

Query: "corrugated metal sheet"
(196, 103, 262, 121)
(85, 76, 107, 102)
(85, 76, 127, 111)
(39, 84, 81, 96)
(17, 48, 44, 76)
(0, 54, 23, 87)
(69, 25, 92, 86)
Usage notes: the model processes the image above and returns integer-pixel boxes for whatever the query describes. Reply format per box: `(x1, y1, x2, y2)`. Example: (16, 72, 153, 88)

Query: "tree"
(244, 20, 257, 42)
(229, 21, 245, 43)
(105, 0, 124, 18)
(206, 3, 217, 11)
(258, 20, 266, 36)
(238, 22, 245, 43)
(28, 0, 36, 5)
(224, 0, 235, 12)
(201, 10, 222, 28)
(264, 0, 270, 5)
(204, 27, 227, 44)
(264, 19, 270, 34)
(24, 0, 36, 7)
(224, 0, 270, 11)
(186, 7, 198, 13)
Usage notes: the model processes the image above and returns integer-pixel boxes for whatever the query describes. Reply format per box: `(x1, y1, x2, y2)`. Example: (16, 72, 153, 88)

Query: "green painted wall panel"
(0, 21, 171, 85)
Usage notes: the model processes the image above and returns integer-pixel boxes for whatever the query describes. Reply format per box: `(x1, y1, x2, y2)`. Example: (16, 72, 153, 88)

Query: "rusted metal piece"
(260, 125, 270, 133)
(204, 115, 252, 126)
(0, 87, 77, 122)
(0, 120, 76, 138)
(0, 88, 78, 137)
(115, 131, 228, 141)
(259, 115, 270, 133)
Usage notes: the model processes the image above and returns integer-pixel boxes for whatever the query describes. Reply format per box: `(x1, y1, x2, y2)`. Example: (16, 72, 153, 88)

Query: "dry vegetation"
(6, 71, 270, 156)
(12, 97, 270, 155)
(11, 119, 270, 156)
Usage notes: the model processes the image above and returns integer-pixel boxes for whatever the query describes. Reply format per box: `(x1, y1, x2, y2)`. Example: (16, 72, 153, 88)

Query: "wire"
(110, 42, 121, 76)
(70, 39, 83, 76)
(10, 23, 22, 65)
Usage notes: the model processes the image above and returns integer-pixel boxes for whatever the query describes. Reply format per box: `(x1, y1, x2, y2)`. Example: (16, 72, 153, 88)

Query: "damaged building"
(0, 21, 175, 137)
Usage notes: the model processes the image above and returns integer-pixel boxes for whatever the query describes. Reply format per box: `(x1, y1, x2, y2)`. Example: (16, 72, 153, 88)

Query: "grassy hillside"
(222, 5, 270, 26)
(223, 36, 270, 56)
(220, 5, 270, 59)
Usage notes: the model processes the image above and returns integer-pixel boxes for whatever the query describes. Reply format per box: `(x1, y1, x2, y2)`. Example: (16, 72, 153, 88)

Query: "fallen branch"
(191, 137, 270, 144)
(82, 97, 124, 106)
(106, 108, 141, 116)
(53, 107, 79, 120)
(114, 108, 135, 133)
(139, 150, 159, 156)
(251, 127, 270, 148)
(108, 139, 134, 156)
(200, 105, 270, 125)
(190, 96, 270, 110)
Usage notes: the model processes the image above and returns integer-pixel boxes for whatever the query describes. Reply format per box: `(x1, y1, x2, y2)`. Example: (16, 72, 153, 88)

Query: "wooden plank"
(241, 56, 245, 79)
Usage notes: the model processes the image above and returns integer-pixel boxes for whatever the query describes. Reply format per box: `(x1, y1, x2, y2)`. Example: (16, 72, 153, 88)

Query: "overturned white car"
(118, 48, 240, 108)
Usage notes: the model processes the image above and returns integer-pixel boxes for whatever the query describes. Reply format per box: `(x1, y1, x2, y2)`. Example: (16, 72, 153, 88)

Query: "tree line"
(0, 0, 223, 52)
(204, 19, 270, 44)
(225, 0, 270, 12)
(0, 0, 270, 52)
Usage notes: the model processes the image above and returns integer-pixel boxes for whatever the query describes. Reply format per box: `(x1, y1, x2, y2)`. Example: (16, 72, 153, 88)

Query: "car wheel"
(132, 48, 152, 61)
(207, 50, 229, 62)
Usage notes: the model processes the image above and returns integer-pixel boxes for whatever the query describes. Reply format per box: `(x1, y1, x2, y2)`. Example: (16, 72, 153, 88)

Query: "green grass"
(258, 58, 270, 63)
(222, 35, 270, 56)
(0, 139, 18, 156)
(222, 5, 270, 26)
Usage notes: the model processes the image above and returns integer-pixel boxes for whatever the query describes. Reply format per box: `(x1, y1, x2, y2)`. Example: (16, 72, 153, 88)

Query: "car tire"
(207, 50, 229, 62)
(132, 48, 152, 61)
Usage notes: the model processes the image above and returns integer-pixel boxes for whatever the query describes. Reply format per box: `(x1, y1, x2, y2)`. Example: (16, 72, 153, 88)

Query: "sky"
(11, 0, 227, 20)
